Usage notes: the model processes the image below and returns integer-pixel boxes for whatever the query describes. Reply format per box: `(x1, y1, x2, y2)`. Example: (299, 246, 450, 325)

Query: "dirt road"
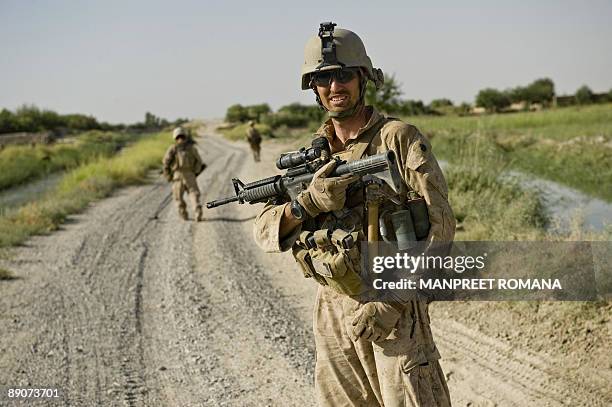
(1, 123, 609, 406)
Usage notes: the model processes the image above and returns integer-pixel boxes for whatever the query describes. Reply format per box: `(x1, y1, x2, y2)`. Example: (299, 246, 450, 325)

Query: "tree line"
(475, 79, 612, 112)
(0, 105, 188, 135)
(226, 77, 611, 125)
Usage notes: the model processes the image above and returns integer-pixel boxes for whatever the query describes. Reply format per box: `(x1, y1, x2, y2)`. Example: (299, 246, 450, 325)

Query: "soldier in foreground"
(253, 23, 455, 406)
(162, 127, 206, 221)
(246, 120, 262, 162)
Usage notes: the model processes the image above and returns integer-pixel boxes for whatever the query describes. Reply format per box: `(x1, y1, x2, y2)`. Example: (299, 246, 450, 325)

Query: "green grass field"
(0, 131, 169, 248)
(0, 131, 136, 191)
(405, 103, 612, 201)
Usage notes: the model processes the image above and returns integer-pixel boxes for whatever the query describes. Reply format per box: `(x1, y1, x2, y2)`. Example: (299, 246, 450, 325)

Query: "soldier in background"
(253, 23, 455, 406)
(246, 120, 262, 162)
(163, 127, 206, 221)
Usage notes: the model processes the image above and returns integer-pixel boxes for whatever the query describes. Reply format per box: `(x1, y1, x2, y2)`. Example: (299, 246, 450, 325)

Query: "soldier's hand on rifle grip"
(296, 160, 358, 217)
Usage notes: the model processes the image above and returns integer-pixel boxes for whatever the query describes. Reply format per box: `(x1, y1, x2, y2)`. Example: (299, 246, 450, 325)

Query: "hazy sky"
(1, 0, 611, 123)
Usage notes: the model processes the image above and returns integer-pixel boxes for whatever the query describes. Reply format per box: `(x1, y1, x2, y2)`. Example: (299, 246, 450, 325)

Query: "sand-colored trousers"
(172, 172, 202, 213)
(313, 286, 451, 407)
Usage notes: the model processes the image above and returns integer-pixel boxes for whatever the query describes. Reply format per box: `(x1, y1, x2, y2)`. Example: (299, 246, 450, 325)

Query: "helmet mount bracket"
(316, 22, 343, 69)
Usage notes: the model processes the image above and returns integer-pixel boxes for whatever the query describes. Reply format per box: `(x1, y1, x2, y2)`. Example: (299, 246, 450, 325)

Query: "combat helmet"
(301, 22, 384, 118)
(173, 126, 187, 140)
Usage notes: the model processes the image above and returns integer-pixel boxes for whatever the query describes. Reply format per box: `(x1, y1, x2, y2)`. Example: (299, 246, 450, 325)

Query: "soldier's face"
(316, 70, 361, 113)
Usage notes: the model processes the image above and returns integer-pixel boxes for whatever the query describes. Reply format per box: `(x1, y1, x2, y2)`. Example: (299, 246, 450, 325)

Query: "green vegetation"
(0, 132, 169, 248)
(221, 102, 325, 140)
(0, 131, 133, 191)
(475, 88, 511, 112)
(446, 153, 547, 241)
(218, 122, 273, 141)
(365, 75, 435, 116)
(575, 85, 594, 105)
(0, 268, 16, 280)
(262, 103, 325, 129)
(407, 103, 612, 201)
(225, 103, 273, 123)
(509, 78, 556, 106)
(0, 105, 106, 133)
(0, 105, 188, 134)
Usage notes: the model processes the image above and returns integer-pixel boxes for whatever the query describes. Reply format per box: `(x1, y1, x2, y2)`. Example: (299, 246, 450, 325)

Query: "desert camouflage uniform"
(254, 106, 455, 407)
(163, 139, 205, 220)
(246, 125, 262, 162)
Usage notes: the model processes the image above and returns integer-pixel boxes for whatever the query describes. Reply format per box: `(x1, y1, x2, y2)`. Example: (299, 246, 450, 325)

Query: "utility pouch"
(380, 197, 431, 250)
(307, 229, 366, 296)
(292, 244, 328, 286)
(407, 197, 430, 240)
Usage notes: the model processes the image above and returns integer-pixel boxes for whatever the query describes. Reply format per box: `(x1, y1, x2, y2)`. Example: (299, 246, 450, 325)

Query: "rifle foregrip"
(241, 182, 281, 203)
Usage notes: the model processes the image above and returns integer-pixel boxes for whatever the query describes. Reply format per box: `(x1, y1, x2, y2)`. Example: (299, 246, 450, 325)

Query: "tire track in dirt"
(433, 318, 610, 406)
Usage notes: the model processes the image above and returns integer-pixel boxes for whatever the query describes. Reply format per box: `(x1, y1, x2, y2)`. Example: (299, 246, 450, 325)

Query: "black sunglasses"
(310, 67, 360, 87)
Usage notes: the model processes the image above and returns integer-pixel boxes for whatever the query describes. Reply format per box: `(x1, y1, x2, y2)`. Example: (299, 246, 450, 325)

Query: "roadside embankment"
(0, 131, 135, 191)
(408, 103, 612, 202)
(0, 131, 169, 248)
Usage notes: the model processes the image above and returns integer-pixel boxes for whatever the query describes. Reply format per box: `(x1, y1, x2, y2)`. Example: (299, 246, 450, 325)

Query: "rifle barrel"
(206, 195, 240, 209)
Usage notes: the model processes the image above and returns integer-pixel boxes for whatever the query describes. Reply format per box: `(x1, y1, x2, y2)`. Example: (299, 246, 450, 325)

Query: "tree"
(429, 98, 453, 109)
(509, 86, 529, 103)
(0, 108, 17, 133)
(278, 103, 324, 122)
(246, 103, 271, 122)
(575, 85, 594, 105)
(365, 74, 404, 114)
(144, 112, 161, 128)
(64, 114, 99, 131)
(397, 100, 430, 116)
(225, 104, 248, 123)
(476, 88, 510, 112)
(525, 78, 555, 105)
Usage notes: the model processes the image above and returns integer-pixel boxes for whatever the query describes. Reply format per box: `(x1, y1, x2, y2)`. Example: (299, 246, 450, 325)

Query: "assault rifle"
(206, 137, 402, 209)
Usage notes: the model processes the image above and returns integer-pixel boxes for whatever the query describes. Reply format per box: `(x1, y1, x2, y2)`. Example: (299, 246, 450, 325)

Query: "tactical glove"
(351, 302, 402, 342)
(296, 160, 357, 217)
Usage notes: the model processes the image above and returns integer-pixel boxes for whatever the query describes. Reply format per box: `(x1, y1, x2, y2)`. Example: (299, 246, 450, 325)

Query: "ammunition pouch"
(379, 197, 430, 251)
(292, 229, 366, 296)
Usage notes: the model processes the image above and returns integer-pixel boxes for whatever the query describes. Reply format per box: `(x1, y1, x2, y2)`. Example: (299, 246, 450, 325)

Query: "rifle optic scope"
(276, 147, 322, 170)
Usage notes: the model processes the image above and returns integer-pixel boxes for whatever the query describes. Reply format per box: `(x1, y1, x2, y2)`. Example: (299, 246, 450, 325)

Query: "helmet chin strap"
(313, 74, 368, 120)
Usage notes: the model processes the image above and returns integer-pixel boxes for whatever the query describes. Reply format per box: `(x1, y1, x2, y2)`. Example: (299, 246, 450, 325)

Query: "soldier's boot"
(179, 207, 188, 221)
(195, 205, 204, 222)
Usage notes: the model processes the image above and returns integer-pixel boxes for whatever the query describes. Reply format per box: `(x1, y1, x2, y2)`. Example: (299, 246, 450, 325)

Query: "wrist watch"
(291, 199, 309, 221)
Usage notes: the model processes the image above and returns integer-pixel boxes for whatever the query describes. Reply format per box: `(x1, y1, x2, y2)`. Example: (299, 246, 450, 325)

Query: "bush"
(476, 88, 511, 112)
(225, 103, 272, 123)
(0, 131, 133, 190)
(365, 74, 404, 114)
(429, 99, 453, 109)
(260, 103, 325, 129)
(575, 85, 594, 105)
(0, 105, 104, 134)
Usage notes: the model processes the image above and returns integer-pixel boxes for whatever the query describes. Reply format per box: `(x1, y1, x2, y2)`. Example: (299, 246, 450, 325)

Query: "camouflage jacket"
(246, 127, 262, 145)
(253, 106, 455, 252)
(162, 140, 205, 180)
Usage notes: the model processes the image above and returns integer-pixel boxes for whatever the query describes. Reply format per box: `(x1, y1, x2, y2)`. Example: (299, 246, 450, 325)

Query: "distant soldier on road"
(246, 120, 262, 162)
(163, 127, 206, 221)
